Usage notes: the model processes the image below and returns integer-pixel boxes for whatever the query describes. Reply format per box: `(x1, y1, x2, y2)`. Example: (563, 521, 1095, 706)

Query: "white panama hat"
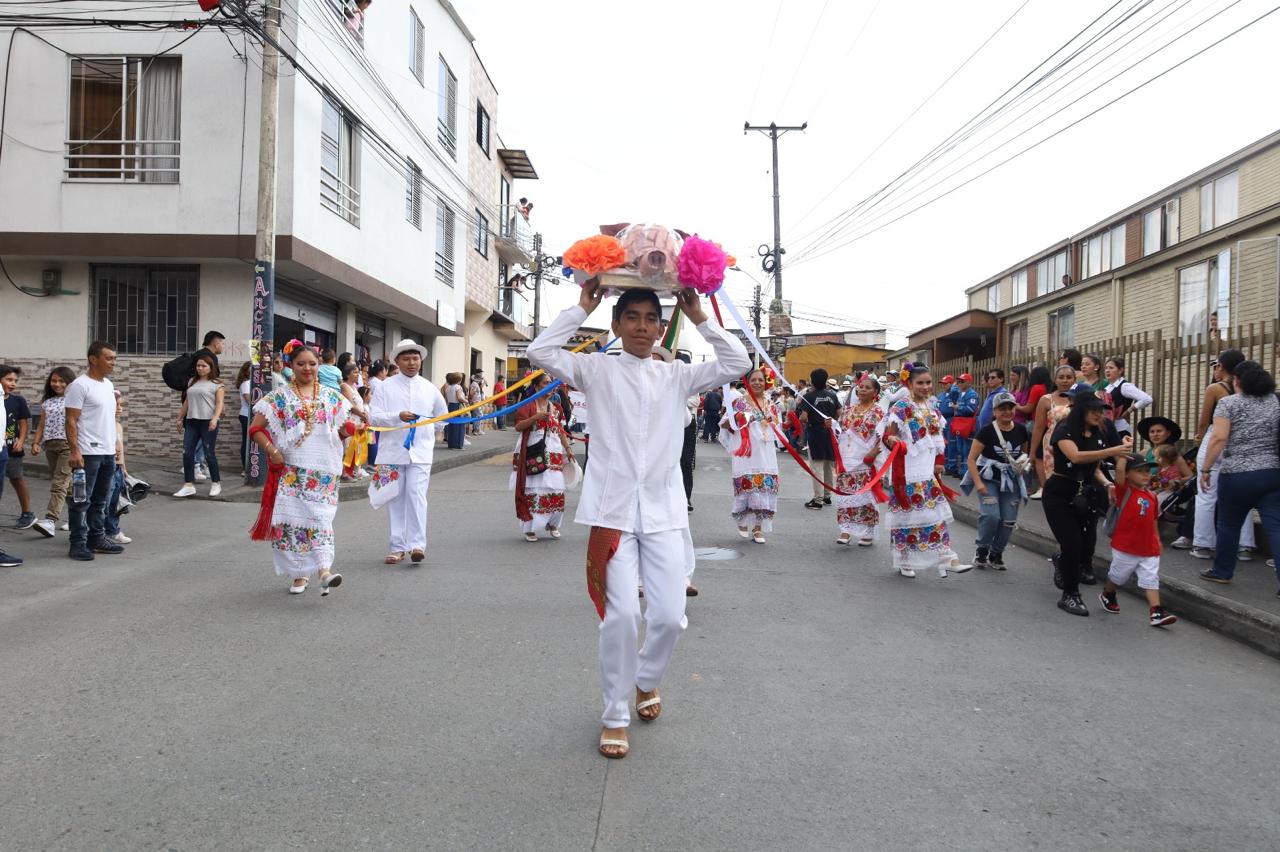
(389, 338, 427, 360)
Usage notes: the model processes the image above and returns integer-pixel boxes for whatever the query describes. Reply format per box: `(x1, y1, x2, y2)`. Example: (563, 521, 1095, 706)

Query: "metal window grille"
(435, 197, 455, 285)
(409, 9, 425, 83)
(405, 158, 422, 228)
(327, 0, 364, 44)
(90, 264, 199, 355)
(320, 99, 360, 226)
(437, 57, 457, 158)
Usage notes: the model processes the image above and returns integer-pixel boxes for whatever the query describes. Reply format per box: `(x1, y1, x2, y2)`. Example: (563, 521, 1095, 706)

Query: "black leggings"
(1042, 476, 1097, 596)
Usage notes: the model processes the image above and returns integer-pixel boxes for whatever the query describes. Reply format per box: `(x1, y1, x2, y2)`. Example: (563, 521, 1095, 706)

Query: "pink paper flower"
(676, 234, 728, 295)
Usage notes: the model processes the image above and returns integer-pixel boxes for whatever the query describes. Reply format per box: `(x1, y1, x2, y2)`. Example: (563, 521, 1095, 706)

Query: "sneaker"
(1237, 547, 1255, 562)
(90, 540, 124, 555)
(990, 553, 1006, 571)
(1080, 570, 1098, 586)
(1098, 591, 1120, 614)
(1058, 593, 1089, 617)
(1189, 547, 1214, 560)
(1171, 536, 1193, 550)
(1051, 553, 1063, 590)
(973, 548, 990, 569)
(194, 465, 209, 483)
(33, 519, 56, 538)
(59, 521, 69, 531)
(1029, 488, 1043, 500)
(823, 497, 831, 505)
(14, 512, 36, 530)
(1199, 569, 1231, 584)
(108, 532, 131, 545)
(173, 484, 197, 498)
(804, 499, 824, 510)
(1149, 607, 1177, 627)
(0, 550, 22, 567)
(68, 548, 94, 562)
(209, 483, 222, 497)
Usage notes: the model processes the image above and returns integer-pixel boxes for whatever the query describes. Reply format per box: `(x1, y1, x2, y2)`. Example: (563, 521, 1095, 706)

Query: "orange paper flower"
(563, 235, 626, 276)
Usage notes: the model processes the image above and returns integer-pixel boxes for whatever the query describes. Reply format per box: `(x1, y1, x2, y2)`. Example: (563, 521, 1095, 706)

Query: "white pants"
(1193, 462, 1256, 550)
(388, 463, 431, 552)
(683, 526, 696, 581)
(1108, 549, 1160, 590)
(600, 528, 688, 729)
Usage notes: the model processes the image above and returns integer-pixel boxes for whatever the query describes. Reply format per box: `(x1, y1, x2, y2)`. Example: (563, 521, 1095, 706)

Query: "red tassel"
(249, 459, 284, 541)
(935, 477, 960, 503)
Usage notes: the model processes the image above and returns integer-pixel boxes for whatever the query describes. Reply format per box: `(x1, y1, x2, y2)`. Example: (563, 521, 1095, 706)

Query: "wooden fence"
(929, 318, 1279, 450)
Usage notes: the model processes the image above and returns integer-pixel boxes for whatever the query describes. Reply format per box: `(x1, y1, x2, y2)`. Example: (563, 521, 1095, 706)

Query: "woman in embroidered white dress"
(510, 374, 571, 542)
(720, 369, 780, 544)
(834, 373, 885, 547)
(248, 345, 354, 596)
(879, 365, 972, 578)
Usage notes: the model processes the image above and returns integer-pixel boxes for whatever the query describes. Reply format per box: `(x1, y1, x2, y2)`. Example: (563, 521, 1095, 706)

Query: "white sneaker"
(173, 484, 197, 497)
(209, 483, 222, 497)
(34, 519, 56, 538)
(194, 465, 209, 482)
(1029, 489, 1043, 500)
(108, 532, 131, 545)
(899, 566, 916, 578)
(58, 521, 69, 531)
(463, 439, 472, 447)
(1171, 536, 1193, 549)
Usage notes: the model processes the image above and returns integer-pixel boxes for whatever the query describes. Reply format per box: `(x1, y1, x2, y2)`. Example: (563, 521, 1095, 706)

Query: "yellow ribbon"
(343, 427, 370, 470)
(366, 331, 606, 433)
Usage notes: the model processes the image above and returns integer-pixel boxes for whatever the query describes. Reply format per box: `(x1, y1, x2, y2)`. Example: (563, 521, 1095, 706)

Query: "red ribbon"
(247, 424, 282, 541)
(854, 440, 904, 503)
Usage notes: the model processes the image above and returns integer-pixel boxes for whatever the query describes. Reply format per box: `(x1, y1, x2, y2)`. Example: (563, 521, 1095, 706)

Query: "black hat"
(1136, 415, 1181, 446)
(1122, 453, 1156, 471)
(1072, 388, 1104, 409)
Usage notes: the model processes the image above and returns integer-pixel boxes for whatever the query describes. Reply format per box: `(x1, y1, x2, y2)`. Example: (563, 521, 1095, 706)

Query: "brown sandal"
(384, 551, 405, 564)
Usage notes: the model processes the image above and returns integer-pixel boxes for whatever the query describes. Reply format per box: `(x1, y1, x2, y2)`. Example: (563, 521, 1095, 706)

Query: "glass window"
(67, 57, 181, 183)
(405, 158, 422, 229)
(1200, 182, 1213, 234)
(1011, 269, 1026, 306)
(1110, 222, 1125, 269)
(1142, 208, 1161, 257)
(91, 264, 199, 354)
(320, 99, 359, 225)
(474, 209, 488, 257)
(435, 197, 455, 285)
(987, 283, 999, 313)
(1047, 306, 1074, 354)
(1215, 248, 1231, 331)
(476, 104, 490, 156)
(1200, 171, 1238, 232)
(1007, 321, 1027, 355)
(1178, 262, 1209, 340)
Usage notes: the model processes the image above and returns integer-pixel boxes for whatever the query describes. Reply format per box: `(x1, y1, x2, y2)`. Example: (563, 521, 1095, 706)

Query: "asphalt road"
(1, 441, 1278, 851)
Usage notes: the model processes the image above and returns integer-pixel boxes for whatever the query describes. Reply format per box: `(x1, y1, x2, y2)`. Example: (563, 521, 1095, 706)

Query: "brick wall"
(5, 355, 245, 473)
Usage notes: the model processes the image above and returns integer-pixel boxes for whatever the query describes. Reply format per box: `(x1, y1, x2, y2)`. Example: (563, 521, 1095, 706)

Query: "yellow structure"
(782, 342, 891, 385)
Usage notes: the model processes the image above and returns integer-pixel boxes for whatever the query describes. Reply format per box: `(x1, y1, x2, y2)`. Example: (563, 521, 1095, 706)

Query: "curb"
(950, 503, 1280, 660)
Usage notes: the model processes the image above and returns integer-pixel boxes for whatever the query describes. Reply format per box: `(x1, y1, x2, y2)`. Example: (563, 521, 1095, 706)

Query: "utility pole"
(744, 120, 806, 342)
(750, 282, 762, 368)
(245, 0, 280, 486)
(531, 232, 543, 338)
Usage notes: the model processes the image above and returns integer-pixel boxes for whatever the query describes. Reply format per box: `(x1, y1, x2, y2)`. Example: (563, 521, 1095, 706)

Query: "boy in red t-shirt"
(1100, 453, 1176, 626)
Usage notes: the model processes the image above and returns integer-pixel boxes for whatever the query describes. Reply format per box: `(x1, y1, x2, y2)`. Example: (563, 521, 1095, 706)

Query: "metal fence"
(929, 317, 1279, 449)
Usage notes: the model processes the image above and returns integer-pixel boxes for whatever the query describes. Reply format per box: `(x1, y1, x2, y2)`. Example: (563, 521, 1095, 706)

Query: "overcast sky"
(454, 0, 1280, 351)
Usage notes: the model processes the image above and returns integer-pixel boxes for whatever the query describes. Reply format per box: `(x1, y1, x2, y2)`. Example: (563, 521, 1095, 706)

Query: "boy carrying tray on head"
(528, 279, 749, 759)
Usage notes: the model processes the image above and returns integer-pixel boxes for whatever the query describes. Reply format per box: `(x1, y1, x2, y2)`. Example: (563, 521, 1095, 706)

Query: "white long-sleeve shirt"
(1104, 377, 1152, 435)
(529, 304, 751, 533)
(367, 372, 448, 465)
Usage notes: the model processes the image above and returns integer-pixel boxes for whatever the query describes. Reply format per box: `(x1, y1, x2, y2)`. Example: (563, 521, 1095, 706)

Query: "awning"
(498, 148, 538, 180)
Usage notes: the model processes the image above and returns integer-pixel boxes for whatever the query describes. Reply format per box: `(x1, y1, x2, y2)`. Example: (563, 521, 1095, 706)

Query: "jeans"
(976, 481, 1020, 555)
(1211, 468, 1280, 580)
(702, 411, 720, 442)
(445, 403, 466, 449)
(239, 414, 249, 468)
(104, 466, 125, 536)
(69, 454, 115, 550)
(183, 419, 221, 484)
(1042, 476, 1098, 596)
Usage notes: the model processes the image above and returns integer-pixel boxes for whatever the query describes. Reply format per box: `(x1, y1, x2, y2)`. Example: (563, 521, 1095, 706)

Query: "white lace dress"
(879, 397, 961, 570)
(834, 403, 884, 540)
(720, 389, 781, 532)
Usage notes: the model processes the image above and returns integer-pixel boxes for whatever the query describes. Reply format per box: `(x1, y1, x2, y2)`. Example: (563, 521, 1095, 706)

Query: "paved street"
(2, 441, 1279, 851)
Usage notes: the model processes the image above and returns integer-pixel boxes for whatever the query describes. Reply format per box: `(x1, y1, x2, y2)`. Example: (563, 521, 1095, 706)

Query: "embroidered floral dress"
(879, 397, 961, 570)
(835, 402, 884, 540)
(253, 385, 352, 579)
(720, 389, 781, 532)
(509, 401, 569, 534)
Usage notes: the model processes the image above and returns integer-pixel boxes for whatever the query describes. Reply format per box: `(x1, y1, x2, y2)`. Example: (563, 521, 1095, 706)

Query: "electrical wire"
(742, 0, 783, 121)
(774, 0, 830, 115)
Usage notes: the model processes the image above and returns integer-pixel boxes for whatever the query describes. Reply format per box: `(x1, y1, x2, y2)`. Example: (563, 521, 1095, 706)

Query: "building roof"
(907, 309, 997, 348)
(964, 128, 1280, 295)
(437, 0, 475, 42)
(498, 149, 538, 180)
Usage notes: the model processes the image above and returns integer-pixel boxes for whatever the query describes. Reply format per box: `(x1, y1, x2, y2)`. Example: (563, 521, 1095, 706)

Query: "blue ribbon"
(403, 424, 418, 450)
(444, 337, 617, 424)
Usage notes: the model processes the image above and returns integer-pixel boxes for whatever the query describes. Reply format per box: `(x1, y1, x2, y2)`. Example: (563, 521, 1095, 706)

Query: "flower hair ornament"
(898, 361, 919, 385)
(562, 223, 734, 296)
(281, 339, 310, 363)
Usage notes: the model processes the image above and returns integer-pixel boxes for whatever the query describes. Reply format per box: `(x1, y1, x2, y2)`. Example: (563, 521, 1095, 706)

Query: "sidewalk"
(947, 478, 1280, 659)
(13, 428, 514, 505)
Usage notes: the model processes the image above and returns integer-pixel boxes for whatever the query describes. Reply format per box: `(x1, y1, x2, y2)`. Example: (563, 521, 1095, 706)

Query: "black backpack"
(161, 352, 196, 391)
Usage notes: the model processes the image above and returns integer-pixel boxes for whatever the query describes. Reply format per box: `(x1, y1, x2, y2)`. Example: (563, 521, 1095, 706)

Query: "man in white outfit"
(368, 339, 448, 564)
(528, 281, 749, 759)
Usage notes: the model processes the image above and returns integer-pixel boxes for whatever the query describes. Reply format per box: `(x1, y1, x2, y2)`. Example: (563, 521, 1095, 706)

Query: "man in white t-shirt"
(64, 341, 123, 561)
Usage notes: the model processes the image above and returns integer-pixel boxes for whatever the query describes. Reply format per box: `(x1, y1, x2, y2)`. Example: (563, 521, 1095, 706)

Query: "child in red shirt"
(1100, 453, 1176, 626)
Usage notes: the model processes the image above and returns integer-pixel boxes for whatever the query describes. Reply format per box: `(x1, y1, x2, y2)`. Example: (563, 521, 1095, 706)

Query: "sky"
(453, 0, 1280, 352)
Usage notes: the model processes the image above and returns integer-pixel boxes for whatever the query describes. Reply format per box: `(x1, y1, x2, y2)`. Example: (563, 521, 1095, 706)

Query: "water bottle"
(72, 468, 88, 505)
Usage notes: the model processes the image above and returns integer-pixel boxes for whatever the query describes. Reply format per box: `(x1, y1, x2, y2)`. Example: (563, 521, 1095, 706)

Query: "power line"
(774, 0, 830, 114)
(742, 0, 784, 120)
(802, 0, 884, 121)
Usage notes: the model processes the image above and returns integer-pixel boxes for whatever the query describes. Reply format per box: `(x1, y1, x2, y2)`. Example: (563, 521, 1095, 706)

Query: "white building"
(0, 0, 538, 461)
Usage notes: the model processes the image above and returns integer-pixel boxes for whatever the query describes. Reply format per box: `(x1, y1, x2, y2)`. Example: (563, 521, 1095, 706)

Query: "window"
(1011, 269, 1027, 307)
(1178, 251, 1232, 340)
(67, 57, 181, 183)
(1142, 207, 1161, 257)
(476, 103, 490, 156)
(1007, 321, 1027, 355)
(1036, 250, 1068, 295)
(1081, 223, 1125, 278)
(987, 283, 999, 313)
(405, 158, 422, 229)
(1164, 198, 1180, 246)
(1047, 306, 1074, 355)
(437, 57, 458, 159)
(409, 9, 425, 84)
(320, 99, 360, 225)
(435, 197, 455, 285)
(91, 264, 198, 354)
(1199, 171, 1238, 232)
(474, 209, 488, 257)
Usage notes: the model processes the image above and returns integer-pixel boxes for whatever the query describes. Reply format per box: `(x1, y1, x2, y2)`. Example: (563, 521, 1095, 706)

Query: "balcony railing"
(320, 164, 361, 226)
(65, 139, 180, 182)
(497, 204, 534, 260)
(326, 0, 365, 44)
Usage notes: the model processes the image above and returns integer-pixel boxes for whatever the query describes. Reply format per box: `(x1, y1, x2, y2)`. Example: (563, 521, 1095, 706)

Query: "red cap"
(942, 375, 955, 384)
(958, 373, 973, 382)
